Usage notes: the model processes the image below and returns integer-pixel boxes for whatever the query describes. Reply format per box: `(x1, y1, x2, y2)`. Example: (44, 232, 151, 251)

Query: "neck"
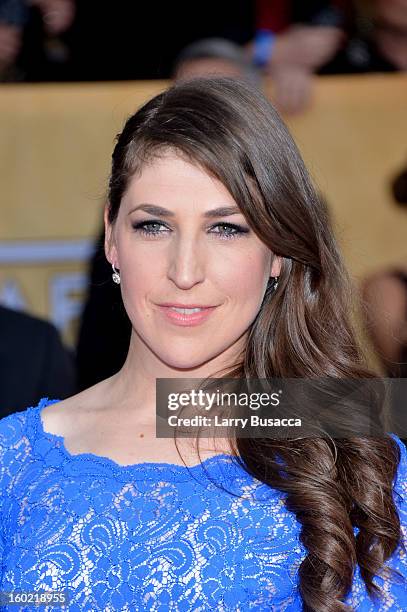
(105, 328, 245, 426)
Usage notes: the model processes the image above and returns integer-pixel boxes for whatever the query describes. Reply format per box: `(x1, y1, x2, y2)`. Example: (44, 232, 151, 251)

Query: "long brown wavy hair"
(107, 77, 404, 610)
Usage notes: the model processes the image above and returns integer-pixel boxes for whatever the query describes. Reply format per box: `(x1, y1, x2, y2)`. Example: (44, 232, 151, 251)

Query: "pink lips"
(157, 305, 217, 327)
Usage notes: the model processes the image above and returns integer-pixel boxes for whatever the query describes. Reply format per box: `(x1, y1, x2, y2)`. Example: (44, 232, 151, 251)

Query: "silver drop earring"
(112, 263, 121, 284)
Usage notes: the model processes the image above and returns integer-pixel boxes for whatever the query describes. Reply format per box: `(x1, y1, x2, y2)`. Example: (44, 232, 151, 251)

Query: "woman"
(0, 77, 406, 610)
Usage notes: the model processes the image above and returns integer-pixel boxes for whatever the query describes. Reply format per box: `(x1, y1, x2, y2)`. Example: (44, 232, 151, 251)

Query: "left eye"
(210, 223, 248, 239)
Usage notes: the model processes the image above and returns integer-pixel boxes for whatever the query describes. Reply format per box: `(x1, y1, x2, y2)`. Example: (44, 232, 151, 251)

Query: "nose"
(166, 234, 206, 289)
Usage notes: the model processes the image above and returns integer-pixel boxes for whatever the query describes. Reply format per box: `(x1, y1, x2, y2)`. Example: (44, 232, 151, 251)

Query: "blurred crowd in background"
(0, 0, 406, 416)
(1, 0, 407, 114)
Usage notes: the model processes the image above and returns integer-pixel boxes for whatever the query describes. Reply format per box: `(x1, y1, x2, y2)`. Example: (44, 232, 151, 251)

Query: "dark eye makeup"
(131, 220, 250, 240)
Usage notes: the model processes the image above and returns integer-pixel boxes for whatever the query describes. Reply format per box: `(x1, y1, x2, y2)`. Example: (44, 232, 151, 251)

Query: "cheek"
(117, 244, 161, 307)
(121, 267, 158, 310)
(226, 253, 269, 299)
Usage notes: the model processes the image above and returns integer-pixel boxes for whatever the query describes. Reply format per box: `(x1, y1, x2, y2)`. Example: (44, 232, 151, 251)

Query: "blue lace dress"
(0, 398, 406, 611)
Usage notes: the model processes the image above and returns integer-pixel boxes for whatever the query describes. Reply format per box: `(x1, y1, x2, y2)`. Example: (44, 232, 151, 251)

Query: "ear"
(270, 254, 282, 280)
(104, 204, 118, 267)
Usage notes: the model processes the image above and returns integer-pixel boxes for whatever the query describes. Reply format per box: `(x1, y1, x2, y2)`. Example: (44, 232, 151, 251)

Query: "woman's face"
(106, 151, 281, 370)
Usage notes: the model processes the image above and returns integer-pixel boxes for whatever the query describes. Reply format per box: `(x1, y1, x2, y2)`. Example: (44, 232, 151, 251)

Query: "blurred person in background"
(362, 267, 407, 377)
(0, 0, 76, 81)
(0, 305, 76, 417)
(2, 0, 254, 82)
(0, 0, 27, 81)
(361, 163, 407, 379)
(251, 0, 407, 114)
(360, 162, 407, 445)
(18, 0, 76, 80)
(173, 37, 260, 85)
(373, 0, 407, 70)
(251, 0, 351, 113)
(324, 0, 407, 73)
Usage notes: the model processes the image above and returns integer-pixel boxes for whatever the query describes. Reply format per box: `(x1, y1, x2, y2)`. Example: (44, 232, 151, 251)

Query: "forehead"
(122, 152, 240, 211)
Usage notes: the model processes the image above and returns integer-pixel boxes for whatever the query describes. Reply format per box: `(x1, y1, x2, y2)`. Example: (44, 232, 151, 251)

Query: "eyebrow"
(128, 204, 242, 218)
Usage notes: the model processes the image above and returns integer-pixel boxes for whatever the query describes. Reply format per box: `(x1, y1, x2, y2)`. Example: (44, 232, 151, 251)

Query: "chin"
(156, 343, 226, 372)
(159, 353, 214, 371)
